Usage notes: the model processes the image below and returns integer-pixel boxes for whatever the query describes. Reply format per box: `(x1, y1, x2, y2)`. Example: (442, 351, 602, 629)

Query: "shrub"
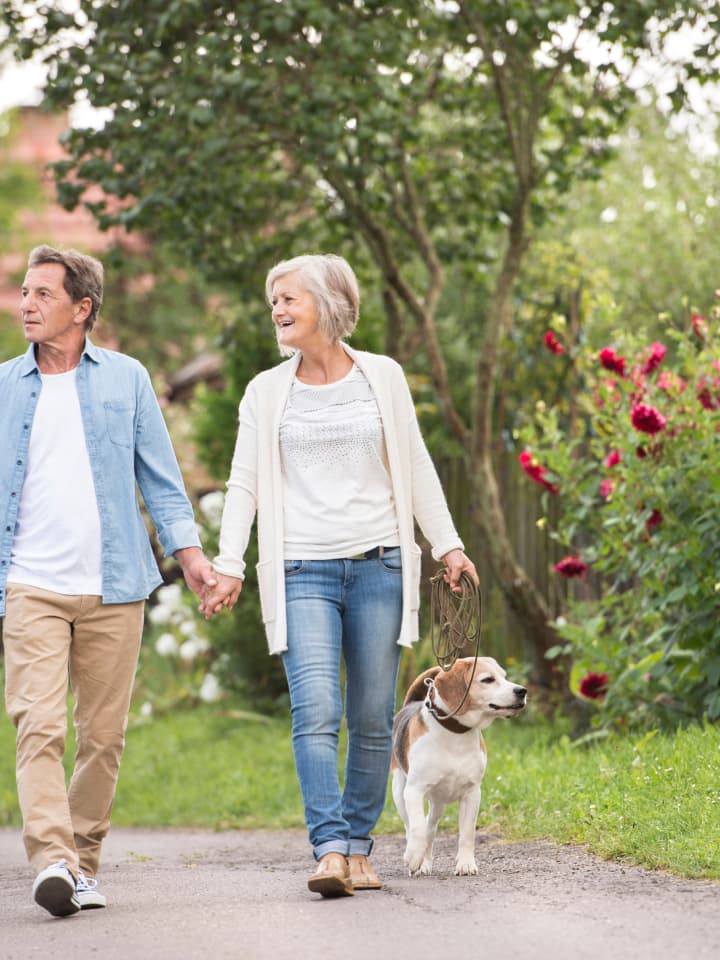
(520, 295, 720, 729)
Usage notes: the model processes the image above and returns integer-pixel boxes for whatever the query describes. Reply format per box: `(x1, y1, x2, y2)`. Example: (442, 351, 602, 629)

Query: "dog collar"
(424, 688, 473, 735)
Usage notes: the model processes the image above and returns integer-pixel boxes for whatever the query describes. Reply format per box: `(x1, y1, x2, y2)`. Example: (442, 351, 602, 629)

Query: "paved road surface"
(1, 828, 719, 960)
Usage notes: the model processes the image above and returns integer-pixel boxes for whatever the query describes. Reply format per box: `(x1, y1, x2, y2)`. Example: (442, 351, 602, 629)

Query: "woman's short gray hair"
(265, 254, 360, 354)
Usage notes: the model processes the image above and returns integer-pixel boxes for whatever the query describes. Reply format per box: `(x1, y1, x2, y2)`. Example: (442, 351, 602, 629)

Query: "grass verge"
(1, 705, 718, 880)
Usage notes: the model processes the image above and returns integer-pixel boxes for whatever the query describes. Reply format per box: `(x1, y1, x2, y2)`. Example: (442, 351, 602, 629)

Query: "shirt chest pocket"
(104, 401, 135, 448)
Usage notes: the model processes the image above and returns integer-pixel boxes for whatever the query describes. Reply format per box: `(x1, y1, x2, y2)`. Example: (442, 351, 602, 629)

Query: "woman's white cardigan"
(214, 343, 464, 654)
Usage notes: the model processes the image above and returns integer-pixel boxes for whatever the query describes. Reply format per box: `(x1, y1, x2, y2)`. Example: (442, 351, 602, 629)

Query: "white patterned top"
(279, 364, 400, 558)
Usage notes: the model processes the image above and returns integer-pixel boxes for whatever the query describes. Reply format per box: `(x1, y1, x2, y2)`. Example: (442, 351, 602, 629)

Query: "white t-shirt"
(8, 368, 103, 595)
(279, 364, 400, 558)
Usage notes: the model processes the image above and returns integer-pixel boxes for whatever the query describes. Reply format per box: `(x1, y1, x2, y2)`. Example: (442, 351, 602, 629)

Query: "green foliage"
(0, 109, 42, 243)
(479, 718, 720, 880)
(100, 244, 222, 375)
(554, 104, 720, 328)
(520, 294, 720, 728)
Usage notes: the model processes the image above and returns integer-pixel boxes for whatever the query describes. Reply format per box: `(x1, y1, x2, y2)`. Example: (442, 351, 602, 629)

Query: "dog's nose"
(514, 686, 527, 698)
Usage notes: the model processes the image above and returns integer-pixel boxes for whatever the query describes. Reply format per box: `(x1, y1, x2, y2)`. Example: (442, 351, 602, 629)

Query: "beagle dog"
(391, 656, 527, 877)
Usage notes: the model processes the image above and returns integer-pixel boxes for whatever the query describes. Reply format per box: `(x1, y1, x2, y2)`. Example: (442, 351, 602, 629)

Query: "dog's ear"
(403, 667, 442, 706)
(434, 660, 476, 715)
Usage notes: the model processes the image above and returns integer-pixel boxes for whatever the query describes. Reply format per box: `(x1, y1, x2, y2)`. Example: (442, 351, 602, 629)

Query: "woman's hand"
(199, 572, 244, 619)
(441, 548, 479, 593)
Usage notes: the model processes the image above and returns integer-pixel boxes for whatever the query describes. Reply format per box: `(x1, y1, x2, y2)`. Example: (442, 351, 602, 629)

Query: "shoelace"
(76, 870, 97, 893)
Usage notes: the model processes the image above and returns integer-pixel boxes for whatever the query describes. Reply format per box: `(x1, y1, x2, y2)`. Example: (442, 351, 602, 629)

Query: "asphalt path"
(1, 827, 719, 960)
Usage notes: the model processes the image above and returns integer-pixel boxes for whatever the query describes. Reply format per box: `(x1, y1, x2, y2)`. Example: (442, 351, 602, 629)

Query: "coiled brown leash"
(425, 569, 482, 723)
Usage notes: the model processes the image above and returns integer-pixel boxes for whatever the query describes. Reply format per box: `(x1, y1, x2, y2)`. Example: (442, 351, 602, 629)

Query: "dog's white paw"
(418, 857, 433, 876)
(454, 858, 479, 876)
(404, 841, 428, 875)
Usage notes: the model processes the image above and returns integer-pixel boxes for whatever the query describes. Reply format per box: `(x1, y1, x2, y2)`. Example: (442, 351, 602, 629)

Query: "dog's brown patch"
(433, 660, 477, 717)
(391, 701, 427, 773)
(402, 666, 442, 707)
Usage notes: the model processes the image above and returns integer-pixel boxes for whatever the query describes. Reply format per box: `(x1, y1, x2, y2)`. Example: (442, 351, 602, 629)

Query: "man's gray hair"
(28, 245, 104, 332)
(265, 254, 360, 355)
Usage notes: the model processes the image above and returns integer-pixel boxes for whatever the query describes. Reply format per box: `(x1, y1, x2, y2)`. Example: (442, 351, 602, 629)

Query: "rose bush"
(519, 298, 720, 730)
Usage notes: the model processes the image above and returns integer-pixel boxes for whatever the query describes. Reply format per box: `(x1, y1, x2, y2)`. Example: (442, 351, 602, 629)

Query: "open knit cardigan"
(214, 343, 464, 654)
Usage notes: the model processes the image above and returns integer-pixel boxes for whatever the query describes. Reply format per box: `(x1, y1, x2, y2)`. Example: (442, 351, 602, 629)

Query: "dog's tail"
(402, 666, 442, 707)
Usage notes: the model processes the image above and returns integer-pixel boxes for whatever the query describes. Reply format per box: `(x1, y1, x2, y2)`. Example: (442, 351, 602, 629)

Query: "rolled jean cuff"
(349, 837, 373, 857)
(314, 840, 350, 861)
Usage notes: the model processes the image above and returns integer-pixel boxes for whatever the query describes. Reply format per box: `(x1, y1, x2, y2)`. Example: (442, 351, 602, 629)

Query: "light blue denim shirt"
(0, 338, 201, 615)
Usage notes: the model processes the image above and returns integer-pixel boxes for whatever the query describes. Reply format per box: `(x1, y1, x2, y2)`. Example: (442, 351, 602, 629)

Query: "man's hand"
(174, 546, 217, 597)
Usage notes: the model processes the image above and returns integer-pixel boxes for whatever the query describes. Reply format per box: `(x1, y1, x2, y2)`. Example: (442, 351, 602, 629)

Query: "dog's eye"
(479, 676, 495, 684)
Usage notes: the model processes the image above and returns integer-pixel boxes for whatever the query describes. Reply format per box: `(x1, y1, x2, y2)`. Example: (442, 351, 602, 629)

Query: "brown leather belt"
(347, 545, 396, 561)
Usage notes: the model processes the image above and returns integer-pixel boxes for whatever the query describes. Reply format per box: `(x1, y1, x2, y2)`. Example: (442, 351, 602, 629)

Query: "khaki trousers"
(3, 583, 144, 878)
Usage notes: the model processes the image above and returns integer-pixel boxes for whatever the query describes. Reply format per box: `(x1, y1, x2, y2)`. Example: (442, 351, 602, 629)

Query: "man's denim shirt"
(0, 339, 201, 616)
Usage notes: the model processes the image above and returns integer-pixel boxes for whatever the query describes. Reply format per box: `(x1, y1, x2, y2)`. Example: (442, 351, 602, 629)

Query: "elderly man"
(0, 245, 215, 917)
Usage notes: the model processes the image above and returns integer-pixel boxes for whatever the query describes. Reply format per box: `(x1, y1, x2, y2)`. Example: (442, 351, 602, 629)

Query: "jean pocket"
(283, 559, 306, 576)
(104, 401, 135, 448)
(379, 547, 402, 572)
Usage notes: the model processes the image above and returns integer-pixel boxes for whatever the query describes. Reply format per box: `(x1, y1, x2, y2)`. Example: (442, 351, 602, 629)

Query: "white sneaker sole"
(78, 891, 107, 909)
(33, 874, 81, 917)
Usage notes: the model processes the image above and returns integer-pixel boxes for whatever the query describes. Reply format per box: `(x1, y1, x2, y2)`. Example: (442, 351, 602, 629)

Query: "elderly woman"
(204, 254, 477, 897)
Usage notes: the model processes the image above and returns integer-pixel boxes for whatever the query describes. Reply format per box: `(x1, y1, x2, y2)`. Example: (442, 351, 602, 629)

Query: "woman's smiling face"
(270, 271, 324, 352)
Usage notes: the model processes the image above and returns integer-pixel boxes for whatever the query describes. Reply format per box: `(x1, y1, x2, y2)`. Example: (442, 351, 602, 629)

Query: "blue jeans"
(281, 549, 403, 861)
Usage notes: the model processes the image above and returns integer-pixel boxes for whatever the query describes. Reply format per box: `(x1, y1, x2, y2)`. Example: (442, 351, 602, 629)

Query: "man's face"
(20, 262, 88, 348)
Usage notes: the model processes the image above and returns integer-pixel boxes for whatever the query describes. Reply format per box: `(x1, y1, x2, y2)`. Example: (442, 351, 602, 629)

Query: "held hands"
(199, 571, 243, 619)
(441, 548, 479, 594)
(173, 547, 242, 618)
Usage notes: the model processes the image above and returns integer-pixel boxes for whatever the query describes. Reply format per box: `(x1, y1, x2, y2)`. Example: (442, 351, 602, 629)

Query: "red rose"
(599, 347, 626, 376)
(646, 508, 663, 533)
(631, 403, 667, 434)
(579, 672, 609, 700)
(657, 370, 686, 395)
(543, 330, 565, 355)
(554, 555, 588, 578)
(697, 376, 720, 411)
(692, 314, 708, 340)
(519, 450, 559, 494)
(599, 478, 615, 499)
(640, 342, 667, 375)
(604, 449, 621, 468)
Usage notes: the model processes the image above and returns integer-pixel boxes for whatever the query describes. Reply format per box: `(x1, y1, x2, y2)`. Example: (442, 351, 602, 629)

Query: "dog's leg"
(402, 783, 429, 875)
(455, 785, 481, 876)
(392, 768, 409, 830)
(419, 798, 444, 876)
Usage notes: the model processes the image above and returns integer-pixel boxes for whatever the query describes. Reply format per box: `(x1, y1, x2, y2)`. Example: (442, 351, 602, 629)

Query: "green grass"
(1, 704, 719, 880)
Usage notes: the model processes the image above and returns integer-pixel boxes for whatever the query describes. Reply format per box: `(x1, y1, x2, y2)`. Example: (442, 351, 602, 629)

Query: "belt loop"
(378, 546, 385, 559)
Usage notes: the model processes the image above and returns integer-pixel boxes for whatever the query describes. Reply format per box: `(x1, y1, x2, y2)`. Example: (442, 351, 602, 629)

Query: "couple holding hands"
(1, 245, 475, 915)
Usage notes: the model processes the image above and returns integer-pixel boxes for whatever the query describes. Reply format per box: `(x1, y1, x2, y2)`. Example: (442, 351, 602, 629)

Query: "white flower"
(199, 673, 222, 703)
(199, 490, 225, 527)
(155, 632, 179, 656)
(179, 639, 198, 663)
(155, 583, 184, 612)
(148, 603, 173, 625)
(140, 701, 153, 717)
(179, 619, 198, 636)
